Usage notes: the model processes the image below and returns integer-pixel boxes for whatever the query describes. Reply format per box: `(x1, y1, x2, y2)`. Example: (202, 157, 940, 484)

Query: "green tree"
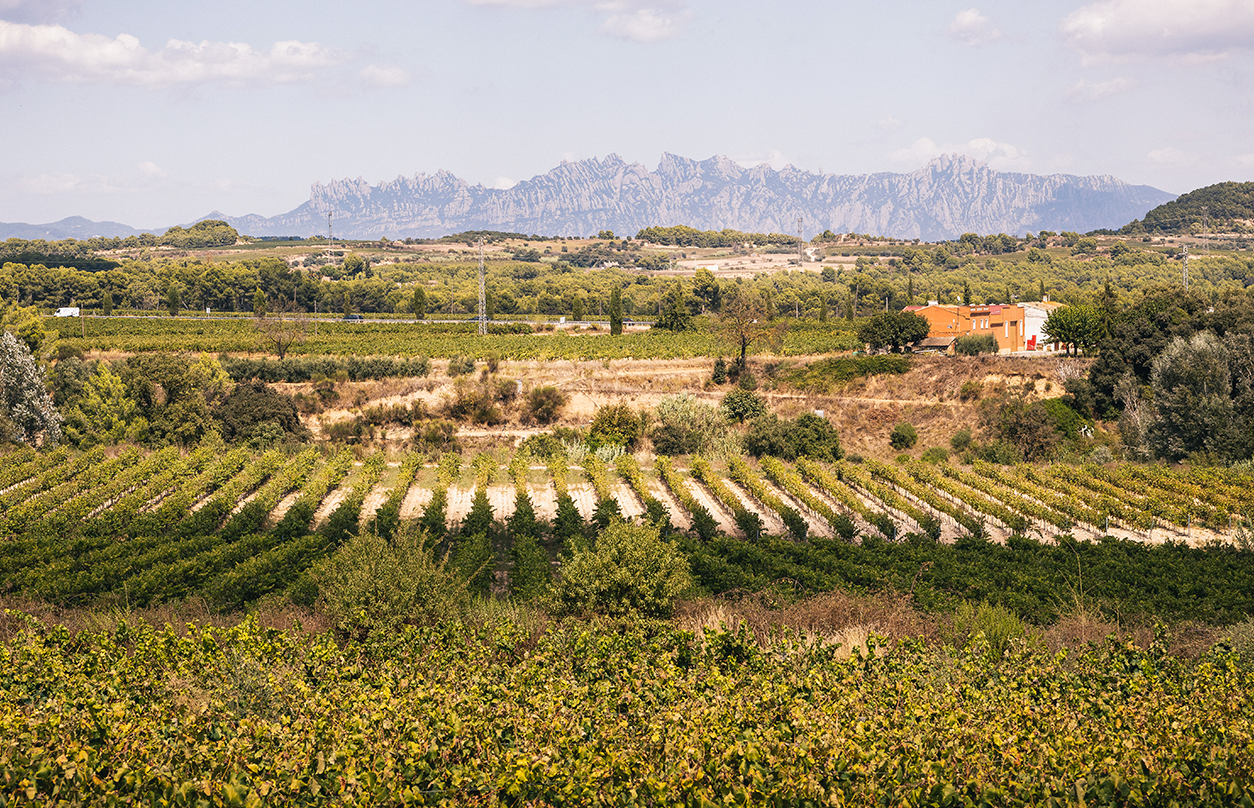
(1042, 305, 1101, 356)
(62, 362, 146, 448)
(654, 282, 694, 332)
(252, 288, 267, 318)
(857, 311, 930, 352)
(411, 286, 426, 320)
(571, 296, 584, 322)
(609, 287, 623, 336)
(1148, 331, 1239, 461)
(166, 284, 181, 317)
(101, 289, 113, 316)
(342, 253, 367, 276)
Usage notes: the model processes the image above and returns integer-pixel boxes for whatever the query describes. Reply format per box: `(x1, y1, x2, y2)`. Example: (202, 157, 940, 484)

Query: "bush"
(889, 422, 918, 450)
(950, 428, 973, 451)
(551, 520, 691, 618)
(720, 389, 767, 423)
(946, 600, 1028, 655)
(711, 357, 727, 384)
(954, 334, 999, 356)
(921, 447, 950, 464)
(958, 381, 982, 401)
(744, 413, 843, 462)
(588, 403, 644, 451)
(310, 524, 470, 639)
(524, 385, 567, 425)
(447, 356, 475, 377)
(519, 432, 564, 459)
(214, 380, 311, 443)
(442, 379, 503, 425)
(650, 394, 736, 457)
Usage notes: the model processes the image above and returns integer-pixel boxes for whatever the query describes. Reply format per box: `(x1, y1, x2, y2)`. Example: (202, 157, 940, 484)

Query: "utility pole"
(477, 237, 486, 336)
(1183, 244, 1189, 292)
(1201, 205, 1210, 254)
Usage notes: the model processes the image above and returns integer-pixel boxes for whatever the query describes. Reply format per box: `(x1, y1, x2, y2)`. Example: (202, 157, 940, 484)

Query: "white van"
(54, 307, 81, 318)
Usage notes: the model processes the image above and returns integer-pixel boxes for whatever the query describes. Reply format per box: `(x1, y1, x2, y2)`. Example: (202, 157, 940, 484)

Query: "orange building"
(903, 303, 1027, 353)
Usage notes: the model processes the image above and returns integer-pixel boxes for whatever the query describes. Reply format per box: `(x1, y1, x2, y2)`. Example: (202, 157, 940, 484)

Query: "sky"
(2, 0, 1253, 228)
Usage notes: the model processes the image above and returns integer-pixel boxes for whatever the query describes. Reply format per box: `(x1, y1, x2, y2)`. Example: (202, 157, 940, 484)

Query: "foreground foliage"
(0, 615, 1251, 806)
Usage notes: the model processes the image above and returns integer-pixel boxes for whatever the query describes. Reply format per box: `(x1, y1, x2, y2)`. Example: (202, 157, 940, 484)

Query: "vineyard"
(50, 317, 861, 359)
(1, 614, 1252, 806)
(2, 444, 1254, 623)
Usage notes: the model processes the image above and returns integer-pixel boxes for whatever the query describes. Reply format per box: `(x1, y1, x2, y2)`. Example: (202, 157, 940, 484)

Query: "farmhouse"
(903, 302, 1036, 353)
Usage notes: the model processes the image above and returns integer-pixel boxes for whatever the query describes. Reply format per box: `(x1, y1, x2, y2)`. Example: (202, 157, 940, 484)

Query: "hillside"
(1124, 181, 1254, 234)
(214, 153, 1173, 241)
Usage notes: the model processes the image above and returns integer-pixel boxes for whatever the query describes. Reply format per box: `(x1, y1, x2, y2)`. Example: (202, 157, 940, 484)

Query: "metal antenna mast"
(477, 238, 486, 336)
(1183, 244, 1189, 291)
(1202, 205, 1210, 254)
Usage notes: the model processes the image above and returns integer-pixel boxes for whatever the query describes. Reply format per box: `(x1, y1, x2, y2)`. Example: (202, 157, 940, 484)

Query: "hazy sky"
(2, 0, 1253, 227)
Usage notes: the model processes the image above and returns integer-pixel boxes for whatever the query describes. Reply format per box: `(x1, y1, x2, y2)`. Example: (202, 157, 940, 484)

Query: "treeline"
(0, 219, 242, 271)
(635, 225, 798, 247)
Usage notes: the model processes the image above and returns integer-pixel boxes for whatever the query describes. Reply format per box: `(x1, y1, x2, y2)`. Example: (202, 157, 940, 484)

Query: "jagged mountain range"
(2, 154, 1176, 242)
(219, 153, 1174, 242)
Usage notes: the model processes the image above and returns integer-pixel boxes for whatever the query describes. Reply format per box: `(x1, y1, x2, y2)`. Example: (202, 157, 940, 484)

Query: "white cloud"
(948, 8, 1002, 46)
(360, 64, 410, 87)
(138, 161, 166, 179)
(732, 150, 791, 171)
(1148, 147, 1188, 164)
(599, 6, 692, 42)
(890, 138, 943, 164)
(0, 20, 353, 86)
(462, 0, 691, 42)
(18, 172, 118, 194)
(1062, 0, 1254, 63)
(890, 137, 1028, 170)
(1066, 76, 1133, 101)
(0, 0, 80, 24)
(491, 176, 518, 189)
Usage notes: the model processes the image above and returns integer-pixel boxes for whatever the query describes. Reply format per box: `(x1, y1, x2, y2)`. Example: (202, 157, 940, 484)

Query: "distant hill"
(214, 153, 1174, 242)
(0, 216, 154, 240)
(1124, 182, 1254, 234)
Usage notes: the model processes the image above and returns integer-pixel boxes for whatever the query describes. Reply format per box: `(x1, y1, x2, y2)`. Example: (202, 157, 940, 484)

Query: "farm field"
(2, 614, 1251, 807)
(49, 316, 862, 360)
(3, 443, 1254, 624)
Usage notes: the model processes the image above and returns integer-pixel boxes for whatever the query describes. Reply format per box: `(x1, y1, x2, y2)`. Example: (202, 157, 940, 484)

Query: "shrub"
(720, 389, 767, 423)
(310, 524, 470, 639)
(921, 447, 950, 464)
(711, 357, 727, 384)
(946, 600, 1028, 656)
(588, 403, 643, 451)
(525, 385, 567, 425)
(955, 334, 999, 356)
(213, 376, 310, 441)
(889, 422, 918, 450)
(650, 394, 737, 457)
(447, 355, 475, 377)
(958, 380, 982, 401)
(551, 520, 691, 618)
(520, 432, 565, 460)
(951, 428, 973, 451)
(744, 413, 842, 462)
(442, 379, 503, 425)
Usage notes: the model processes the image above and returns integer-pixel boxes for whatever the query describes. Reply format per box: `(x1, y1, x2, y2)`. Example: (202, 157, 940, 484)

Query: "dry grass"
(0, 594, 331, 644)
(676, 590, 939, 658)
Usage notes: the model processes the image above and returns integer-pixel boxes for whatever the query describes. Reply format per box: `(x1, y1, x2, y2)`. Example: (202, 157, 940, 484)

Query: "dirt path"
(683, 477, 739, 535)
